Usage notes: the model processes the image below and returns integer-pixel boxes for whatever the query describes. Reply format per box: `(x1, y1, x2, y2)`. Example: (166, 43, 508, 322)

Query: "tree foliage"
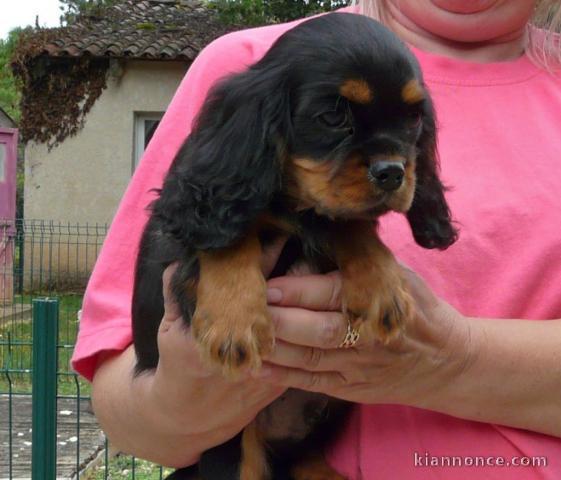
(58, 0, 120, 24)
(0, 28, 27, 122)
(208, 0, 349, 26)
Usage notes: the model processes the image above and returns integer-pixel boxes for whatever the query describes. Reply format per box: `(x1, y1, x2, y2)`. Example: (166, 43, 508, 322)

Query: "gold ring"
(338, 321, 360, 348)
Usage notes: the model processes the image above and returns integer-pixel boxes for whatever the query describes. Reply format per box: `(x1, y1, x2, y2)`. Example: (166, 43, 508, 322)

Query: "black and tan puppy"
(132, 12, 457, 480)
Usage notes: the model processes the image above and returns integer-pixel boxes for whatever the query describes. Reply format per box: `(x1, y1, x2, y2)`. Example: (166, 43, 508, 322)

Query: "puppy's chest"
(256, 390, 331, 444)
(261, 204, 338, 277)
(255, 389, 349, 460)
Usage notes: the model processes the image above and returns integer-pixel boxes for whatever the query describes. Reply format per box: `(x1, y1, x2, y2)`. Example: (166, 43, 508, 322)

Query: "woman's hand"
(260, 267, 471, 406)
(261, 268, 561, 438)
(92, 237, 287, 468)
(148, 250, 288, 438)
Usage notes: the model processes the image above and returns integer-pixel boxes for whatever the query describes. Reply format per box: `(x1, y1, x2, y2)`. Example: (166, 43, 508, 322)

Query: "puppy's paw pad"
(371, 290, 413, 343)
(193, 311, 274, 376)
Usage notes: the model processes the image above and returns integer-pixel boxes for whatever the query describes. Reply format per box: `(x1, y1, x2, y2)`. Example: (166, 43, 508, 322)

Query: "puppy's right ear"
(152, 64, 291, 251)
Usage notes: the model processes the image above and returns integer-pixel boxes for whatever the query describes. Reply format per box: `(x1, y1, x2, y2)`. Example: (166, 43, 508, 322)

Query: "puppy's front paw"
(192, 298, 274, 377)
(342, 271, 413, 344)
(367, 277, 414, 343)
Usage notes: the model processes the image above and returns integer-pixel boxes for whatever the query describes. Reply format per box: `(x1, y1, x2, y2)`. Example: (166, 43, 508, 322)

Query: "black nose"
(369, 161, 405, 192)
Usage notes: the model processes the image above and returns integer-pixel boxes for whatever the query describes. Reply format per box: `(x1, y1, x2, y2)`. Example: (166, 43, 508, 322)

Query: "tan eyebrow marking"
(402, 79, 425, 104)
(339, 79, 373, 104)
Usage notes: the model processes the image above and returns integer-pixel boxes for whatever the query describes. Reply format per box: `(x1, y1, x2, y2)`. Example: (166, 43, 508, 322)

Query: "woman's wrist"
(411, 310, 561, 437)
(392, 300, 477, 408)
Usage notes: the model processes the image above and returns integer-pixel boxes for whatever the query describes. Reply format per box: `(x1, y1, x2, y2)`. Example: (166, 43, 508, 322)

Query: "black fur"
(406, 97, 457, 249)
(132, 12, 458, 479)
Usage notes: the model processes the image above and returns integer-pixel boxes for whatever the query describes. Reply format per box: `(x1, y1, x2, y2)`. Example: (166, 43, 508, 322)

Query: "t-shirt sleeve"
(71, 32, 260, 381)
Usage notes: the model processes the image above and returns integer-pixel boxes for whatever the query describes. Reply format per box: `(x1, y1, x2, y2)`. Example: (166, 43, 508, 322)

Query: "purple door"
(0, 128, 17, 219)
(0, 128, 17, 305)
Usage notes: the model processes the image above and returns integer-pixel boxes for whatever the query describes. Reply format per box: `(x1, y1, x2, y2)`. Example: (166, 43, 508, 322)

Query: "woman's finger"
(267, 272, 342, 311)
(268, 305, 347, 348)
(255, 362, 347, 393)
(264, 340, 354, 372)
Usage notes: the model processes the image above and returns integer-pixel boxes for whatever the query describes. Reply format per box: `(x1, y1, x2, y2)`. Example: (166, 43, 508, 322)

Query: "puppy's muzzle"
(369, 161, 405, 192)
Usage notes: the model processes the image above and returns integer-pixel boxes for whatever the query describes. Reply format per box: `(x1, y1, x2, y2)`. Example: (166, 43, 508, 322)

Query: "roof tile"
(41, 0, 238, 61)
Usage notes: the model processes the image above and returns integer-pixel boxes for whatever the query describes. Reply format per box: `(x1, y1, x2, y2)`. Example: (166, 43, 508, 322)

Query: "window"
(133, 113, 164, 171)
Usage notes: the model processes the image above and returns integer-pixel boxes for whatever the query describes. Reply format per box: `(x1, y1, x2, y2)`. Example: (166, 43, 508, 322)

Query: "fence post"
(32, 298, 59, 480)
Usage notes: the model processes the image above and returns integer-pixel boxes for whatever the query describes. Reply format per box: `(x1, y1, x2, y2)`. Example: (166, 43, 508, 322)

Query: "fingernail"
(267, 288, 283, 303)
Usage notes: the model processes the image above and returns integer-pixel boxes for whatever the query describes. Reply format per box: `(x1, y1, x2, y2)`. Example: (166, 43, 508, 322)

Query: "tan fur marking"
(258, 212, 298, 235)
(291, 453, 346, 480)
(288, 155, 416, 216)
(401, 79, 425, 104)
(289, 156, 375, 215)
(241, 422, 270, 480)
(339, 78, 373, 104)
(192, 231, 274, 377)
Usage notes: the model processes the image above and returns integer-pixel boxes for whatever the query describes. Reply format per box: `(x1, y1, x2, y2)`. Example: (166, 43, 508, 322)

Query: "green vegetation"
(59, 0, 120, 24)
(208, 0, 349, 26)
(0, 28, 24, 122)
(0, 293, 91, 397)
(86, 455, 174, 480)
(136, 22, 157, 30)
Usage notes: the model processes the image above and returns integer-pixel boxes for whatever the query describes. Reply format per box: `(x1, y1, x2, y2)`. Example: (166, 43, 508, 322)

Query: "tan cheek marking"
(402, 79, 425, 104)
(339, 79, 373, 104)
(291, 157, 332, 173)
(289, 156, 374, 212)
(330, 158, 372, 208)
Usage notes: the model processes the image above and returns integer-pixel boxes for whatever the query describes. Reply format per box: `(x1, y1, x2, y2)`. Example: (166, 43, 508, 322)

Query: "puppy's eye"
(317, 110, 349, 129)
(316, 98, 352, 131)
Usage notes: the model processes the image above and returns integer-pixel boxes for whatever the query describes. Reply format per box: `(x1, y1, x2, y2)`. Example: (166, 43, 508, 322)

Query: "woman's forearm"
(91, 255, 287, 468)
(92, 345, 277, 468)
(419, 315, 561, 437)
(92, 346, 204, 467)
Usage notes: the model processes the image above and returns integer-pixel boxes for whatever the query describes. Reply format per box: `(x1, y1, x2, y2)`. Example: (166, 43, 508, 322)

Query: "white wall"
(24, 60, 187, 225)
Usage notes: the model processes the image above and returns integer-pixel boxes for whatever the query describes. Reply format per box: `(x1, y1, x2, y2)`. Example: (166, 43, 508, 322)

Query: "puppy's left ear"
(153, 65, 292, 251)
(407, 99, 458, 249)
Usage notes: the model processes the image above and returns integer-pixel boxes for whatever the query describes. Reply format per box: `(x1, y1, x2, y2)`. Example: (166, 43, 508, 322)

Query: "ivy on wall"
(11, 29, 108, 149)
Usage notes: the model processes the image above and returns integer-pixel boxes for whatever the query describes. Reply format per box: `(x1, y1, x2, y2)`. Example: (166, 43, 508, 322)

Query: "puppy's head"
(167, 13, 456, 251)
(266, 13, 457, 249)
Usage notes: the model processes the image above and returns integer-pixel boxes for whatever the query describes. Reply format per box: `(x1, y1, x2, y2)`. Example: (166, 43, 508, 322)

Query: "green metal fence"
(0, 219, 173, 479)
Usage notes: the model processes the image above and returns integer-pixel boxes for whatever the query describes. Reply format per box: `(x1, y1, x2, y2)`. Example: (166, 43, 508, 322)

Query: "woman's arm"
(261, 269, 561, 438)
(91, 245, 286, 468)
(92, 346, 282, 467)
(429, 316, 561, 436)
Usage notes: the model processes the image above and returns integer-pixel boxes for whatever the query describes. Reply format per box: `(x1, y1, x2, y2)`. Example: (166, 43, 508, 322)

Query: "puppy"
(132, 12, 457, 480)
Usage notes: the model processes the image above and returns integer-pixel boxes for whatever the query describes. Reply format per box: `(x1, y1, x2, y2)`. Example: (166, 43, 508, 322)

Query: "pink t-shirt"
(72, 12, 561, 479)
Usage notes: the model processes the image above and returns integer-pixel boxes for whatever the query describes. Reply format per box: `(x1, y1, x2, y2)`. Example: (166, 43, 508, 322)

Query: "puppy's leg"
(240, 421, 269, 480)
(332, 220, 414, 343)
(291, 454, 346, 480)
(192, 231, 274, 377)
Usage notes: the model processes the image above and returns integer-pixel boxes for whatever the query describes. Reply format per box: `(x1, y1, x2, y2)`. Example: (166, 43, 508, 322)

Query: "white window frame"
(133, 112, 164, 171)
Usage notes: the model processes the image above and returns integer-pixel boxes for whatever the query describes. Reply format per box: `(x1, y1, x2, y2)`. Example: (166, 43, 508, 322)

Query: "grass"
(85, 455, 174, 480)
(0, 292, 91, 396)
